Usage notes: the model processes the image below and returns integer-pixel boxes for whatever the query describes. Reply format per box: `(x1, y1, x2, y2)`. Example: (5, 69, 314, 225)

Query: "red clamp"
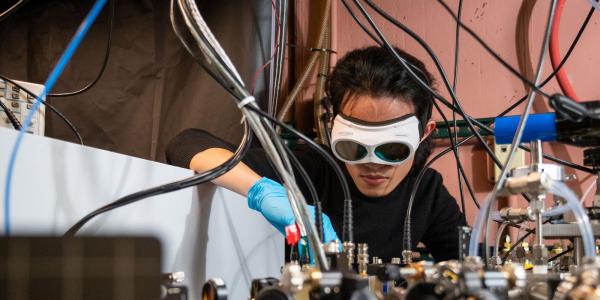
(285, 224, 301, 245)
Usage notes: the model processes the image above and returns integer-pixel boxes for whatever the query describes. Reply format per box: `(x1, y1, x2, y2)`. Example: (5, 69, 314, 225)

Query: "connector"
(500, 171, 552, 196)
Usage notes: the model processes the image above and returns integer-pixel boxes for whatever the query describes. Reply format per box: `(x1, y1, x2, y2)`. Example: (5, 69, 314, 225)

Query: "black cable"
(523, 144, 594, 173)
(244, 104, 354, 243)
(340, 0, 382, 46)
(64, 120, 253, 237)
(428, 4, 595, 167)
(48, 0, 115, 97)
(452, 0, 466, 225)
(169, 0, 243, 100)
(346, 0, 592, 258)
(432, 98, 478, 212)
(0, 0, 27, 22)
(42, 101, 83, 144)
(0, 74, 83, 145)
(284, 141, 323, 241)
(497, 6, 594, 119)
(261, 110, 340, 245)
(352, 1, 508, 252)
(340, 1, 433, 83)
(452, 0, 462, 92)
(171, 0, 244, 102)
(363, 2, 568, 188)
(365, 0, 576, 173)
(548, 247, 573, 262)
(264, 120, 324, 242)
(403, 132, 481, 250)
(174, 0, 335, 263)
(177, 0, 247, 95)
(0, 100, 22, 129)
(353, 0, 498, 185)
(176, 0, 332, 245)
(343, 0, 477, 212)
(359, 0, 504, 169)
(343, 0, 482, 215)
(347, 0, 594, 175)
(347, 0, 493, 251)
(435, 0, 555, 100)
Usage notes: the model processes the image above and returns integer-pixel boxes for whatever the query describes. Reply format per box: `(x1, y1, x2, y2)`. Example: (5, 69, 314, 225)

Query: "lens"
(374, 143, 411, 163)
(334, 141, 368, 161)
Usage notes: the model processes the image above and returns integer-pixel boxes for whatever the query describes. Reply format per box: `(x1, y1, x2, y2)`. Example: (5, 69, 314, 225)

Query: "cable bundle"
(65, 0, 357, 273)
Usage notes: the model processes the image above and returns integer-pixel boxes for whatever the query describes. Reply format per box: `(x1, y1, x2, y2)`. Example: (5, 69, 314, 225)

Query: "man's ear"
(421, 120, 436, 142)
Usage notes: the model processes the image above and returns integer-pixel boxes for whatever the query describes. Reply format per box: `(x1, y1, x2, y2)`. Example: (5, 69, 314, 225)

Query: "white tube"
(541, 205, 571, 218)
(589, 0, 600, 12)
(471, 181, 595, 258)
(468, 192, 496, 256)
(548, 180, 596, 257)
(580, 179, 596, 205)
(490, 211, 502, 222)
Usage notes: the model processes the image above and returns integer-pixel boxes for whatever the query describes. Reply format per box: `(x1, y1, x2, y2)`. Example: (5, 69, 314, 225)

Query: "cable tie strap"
(238, 96, 256, 109)
(309, 47, 337, 54)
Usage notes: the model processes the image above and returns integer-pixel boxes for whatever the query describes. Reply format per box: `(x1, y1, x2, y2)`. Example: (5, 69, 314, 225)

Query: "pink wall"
(294, 1, 600, 224)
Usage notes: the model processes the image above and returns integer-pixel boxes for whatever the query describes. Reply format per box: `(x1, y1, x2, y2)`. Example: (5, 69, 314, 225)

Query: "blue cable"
(3, 0, 108, 235)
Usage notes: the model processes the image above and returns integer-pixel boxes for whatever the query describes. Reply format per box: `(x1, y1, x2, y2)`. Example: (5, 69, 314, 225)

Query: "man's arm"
(189, 147, 260, 196)
(166, 128, 272, 195)
(167, 128, 326, 198)
(167, 129, 340, 242)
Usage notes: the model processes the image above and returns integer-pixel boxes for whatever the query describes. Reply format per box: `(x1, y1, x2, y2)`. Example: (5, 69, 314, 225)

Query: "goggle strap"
(338, 112, 417, 127)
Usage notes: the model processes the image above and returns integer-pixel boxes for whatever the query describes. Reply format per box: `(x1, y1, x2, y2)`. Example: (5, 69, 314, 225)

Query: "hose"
(494, 222, 509, 259)
(478, 180, 596, 259)
(277, 0, 331, 122)
(549, 0, 579, 101)
(270, 0, 288, 116)
(313, 23, 331, 145)
(548, 180, 596, 257)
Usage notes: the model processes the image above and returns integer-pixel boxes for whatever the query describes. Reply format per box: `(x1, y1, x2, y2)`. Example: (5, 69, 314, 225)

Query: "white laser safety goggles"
(330, 113, 421, 165)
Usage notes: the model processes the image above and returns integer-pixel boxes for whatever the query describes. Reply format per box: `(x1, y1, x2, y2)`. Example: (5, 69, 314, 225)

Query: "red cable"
(549, 0, 580, 101)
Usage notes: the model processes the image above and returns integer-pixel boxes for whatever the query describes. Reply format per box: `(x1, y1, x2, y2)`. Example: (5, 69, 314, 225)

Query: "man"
(166, 46, 464, 262)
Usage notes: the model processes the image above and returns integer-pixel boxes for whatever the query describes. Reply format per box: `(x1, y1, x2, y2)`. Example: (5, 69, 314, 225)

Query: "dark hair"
(327, 46, 435, 174)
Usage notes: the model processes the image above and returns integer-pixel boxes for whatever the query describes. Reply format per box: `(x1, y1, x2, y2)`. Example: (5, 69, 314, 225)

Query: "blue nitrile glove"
(247, 177, 339, 243)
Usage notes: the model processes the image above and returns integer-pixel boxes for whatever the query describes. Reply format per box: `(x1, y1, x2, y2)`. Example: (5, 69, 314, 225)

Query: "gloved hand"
(247, 177, 339, 243)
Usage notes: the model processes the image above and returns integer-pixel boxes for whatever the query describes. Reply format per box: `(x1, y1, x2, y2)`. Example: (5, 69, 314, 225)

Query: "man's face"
(340, 94, 424, 197)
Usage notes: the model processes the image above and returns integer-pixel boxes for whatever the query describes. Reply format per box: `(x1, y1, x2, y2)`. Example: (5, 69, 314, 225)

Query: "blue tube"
(3, 0, 108, 235)
(494, 113, 557, 145)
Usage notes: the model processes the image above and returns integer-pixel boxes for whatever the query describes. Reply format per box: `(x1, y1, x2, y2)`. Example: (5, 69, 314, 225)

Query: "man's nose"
(362, 163, 387, 171)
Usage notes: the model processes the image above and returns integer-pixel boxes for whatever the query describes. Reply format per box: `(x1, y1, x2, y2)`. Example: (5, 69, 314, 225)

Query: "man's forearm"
(189, 148, 261, 196)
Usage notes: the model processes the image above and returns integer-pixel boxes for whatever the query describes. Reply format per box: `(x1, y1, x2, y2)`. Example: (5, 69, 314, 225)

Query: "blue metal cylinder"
(494, 113, 557, 144)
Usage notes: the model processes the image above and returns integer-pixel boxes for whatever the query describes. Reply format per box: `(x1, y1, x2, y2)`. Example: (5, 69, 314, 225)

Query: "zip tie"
(309, 47, 337, 54)
(238, 96, 256, 109)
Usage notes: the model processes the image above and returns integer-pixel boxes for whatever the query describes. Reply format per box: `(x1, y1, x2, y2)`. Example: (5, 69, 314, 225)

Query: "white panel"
(0, 128, 283, 299)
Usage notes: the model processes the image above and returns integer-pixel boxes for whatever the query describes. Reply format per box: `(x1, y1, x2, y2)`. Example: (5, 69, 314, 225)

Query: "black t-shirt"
(166, 128, 465, 262)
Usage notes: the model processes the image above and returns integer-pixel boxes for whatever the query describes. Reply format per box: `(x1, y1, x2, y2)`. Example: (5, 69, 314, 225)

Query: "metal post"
(530, 140, 543, 166)
(357, 243, 369, 277)
(530, 140, 548, 272)
(573, 237, 584, 266)
(530, 140, 545, 247)
(458, 226, 472, 262)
